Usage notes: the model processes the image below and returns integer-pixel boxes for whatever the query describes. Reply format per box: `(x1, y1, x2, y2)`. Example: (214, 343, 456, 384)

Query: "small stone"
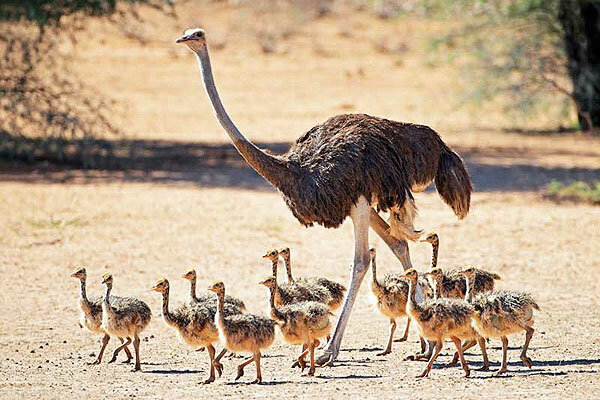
(30, 350, 35, 354)
(89, 353, 95, 357)
(63, 340, 67, 344)
(39, 345, 43, 349)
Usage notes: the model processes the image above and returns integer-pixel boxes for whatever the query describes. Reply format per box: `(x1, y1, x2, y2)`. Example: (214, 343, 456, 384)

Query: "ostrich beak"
(176, 34, 191, 43)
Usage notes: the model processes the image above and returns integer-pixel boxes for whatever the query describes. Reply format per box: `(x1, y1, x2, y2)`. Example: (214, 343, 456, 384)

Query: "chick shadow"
(143, 368, 203, 374)
(224, 380, 295, 386)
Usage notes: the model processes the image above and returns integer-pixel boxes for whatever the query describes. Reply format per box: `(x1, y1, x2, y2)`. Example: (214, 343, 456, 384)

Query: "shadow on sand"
(1, 139, 599, 192)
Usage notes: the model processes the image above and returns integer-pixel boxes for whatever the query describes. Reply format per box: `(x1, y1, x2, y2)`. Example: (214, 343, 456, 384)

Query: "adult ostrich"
(176, 28, 472, 365)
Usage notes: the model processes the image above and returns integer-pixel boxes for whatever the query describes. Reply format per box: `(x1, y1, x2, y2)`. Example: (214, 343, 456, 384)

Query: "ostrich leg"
(316, 196, 371, 366)
(369, 208, 413, 270)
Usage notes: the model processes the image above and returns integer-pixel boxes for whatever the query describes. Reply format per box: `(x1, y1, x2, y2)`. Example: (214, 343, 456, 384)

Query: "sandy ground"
(1, 2, 600, 399)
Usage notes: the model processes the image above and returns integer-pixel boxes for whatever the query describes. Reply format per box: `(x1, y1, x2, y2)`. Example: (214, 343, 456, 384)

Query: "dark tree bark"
(559, 0, 600, 131)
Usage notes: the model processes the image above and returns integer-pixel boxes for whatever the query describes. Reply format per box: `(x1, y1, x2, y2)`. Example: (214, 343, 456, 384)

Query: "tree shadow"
(1, 138, 599, 193)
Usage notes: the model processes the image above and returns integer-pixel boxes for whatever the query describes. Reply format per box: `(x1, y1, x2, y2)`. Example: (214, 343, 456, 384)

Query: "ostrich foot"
(87, 359, 101, 365)
(393, 337, 408, 343)
(476, 365, 491, 371)
(493, 367, 508, 376)
(213, 361, 223, 377)
(235, 366, 244, 381)
(416, 368, 430, 378)
(303, 367, 315, 377)
(249, 377, 262, 384)
(315, 350, 336, 367)
(520, 355, 532, 368)
(202, 376, 215, 384)
(376, 349, 391, 356)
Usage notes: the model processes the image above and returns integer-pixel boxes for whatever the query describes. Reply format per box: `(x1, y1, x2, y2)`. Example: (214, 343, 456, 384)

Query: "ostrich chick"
(424, 268, 490, 370)
(151, 279, 233, 384)
(263, 249, 331, 306)
(70, 267, 132, 365)
(399, 269, 474, 378)
(421, 233, 501, 298)
(260, 276, 332, 376)
(460, 267, 540, 376)
(208, 281, 275, 384)
(278, 247, 346, 311)
(182, 269, 246, 311)
(100, 273, 152, 371)
(368, 248, 412, 356)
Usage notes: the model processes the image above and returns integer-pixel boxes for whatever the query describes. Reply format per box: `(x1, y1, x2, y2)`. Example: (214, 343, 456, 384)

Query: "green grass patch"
(544, 181, 600, 205)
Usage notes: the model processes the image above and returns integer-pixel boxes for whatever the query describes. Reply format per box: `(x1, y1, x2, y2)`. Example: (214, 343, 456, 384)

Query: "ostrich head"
(368, 247, 376, 260)
(101, 273, 113, 286)
(262, 248, 279, 262)
(151, 278, 169, 293)
(424, 267, 443, 280)
(176, 28, 207, 52)
(278, 247, 290, 258)
(70, 266, 87, 280)
(259, 276, 277, 288)
(182, 269, 197, 281)
(458, 266, 477, 279)
(420, 232, 439, 245)
(207, 281, 225, 295)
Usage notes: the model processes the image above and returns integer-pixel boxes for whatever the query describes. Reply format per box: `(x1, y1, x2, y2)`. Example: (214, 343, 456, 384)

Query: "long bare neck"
(103, 284, 112, 309)
(215, 290, 225, 325)
(79, 278, 90, 306)
(161, 288, 175, 325)
(464, 277, 474, 302)
(188, 278, 197, 302)
(371, 256, 380, 287)
(267, 286, 285, 321)
(192, 45, 293, 187)
(430, 239, 439, 269)
(271, 259, 279, 278)
(283, 255, 293, 282)
(406, 278, 421, 315)
(432, 277, 441, 299)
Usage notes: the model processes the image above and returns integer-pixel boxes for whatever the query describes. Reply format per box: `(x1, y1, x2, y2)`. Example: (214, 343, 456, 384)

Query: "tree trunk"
(559, 0, 600, 131)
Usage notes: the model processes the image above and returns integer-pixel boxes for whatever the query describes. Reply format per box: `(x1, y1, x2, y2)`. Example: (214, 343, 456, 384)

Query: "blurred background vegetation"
(0, 0, 598, 169)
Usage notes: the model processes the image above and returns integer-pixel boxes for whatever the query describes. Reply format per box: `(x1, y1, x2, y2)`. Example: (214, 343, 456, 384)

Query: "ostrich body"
(182, 269, 246, 311)
(208, 281, 275, 384)
(460, 267, 539, 375)
(422, 233, 501, 298)
(263, 249, 331, 306)
(151, 279, 237, 384)
(70, 267, 132, 365)
(278, 247, 346, 311)
(177, 28, 472, 364)
(260, 276, 332, 376)
(100, 273, 152, 371)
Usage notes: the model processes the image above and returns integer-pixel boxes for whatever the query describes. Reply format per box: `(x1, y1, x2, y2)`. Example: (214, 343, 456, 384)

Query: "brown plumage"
(278, 247, 346, 311)
(461, 267, 540, 376)
(151, 279, 239, 384)
(263, 249, 331, 306)
(208, 281, 275, 384)
(100, 273, 152, 372)
(260, 276, 332, 376)
(400, 269, 479, 378)
(421, 233, 501, 298)
(70, 267, 132, 365)
(182, 269, 246, 311)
